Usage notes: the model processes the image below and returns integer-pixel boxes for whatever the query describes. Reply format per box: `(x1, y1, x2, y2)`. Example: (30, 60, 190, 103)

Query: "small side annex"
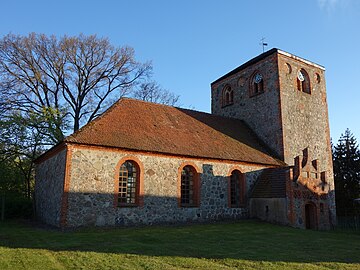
(35, 98, 283, 227)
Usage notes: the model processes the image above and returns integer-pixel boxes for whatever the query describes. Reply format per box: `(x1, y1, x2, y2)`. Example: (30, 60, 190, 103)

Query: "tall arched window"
(118, 160, 140, 206)
(222, 85, 233, 107)
(250, 72, 264, 97)
(180, 165, 199, 207)
(297, 69, 311, 94)
(229, 170, 244, 207)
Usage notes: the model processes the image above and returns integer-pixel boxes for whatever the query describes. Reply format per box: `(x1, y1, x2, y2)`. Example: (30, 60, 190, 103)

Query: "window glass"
(118, 161, 138, 205)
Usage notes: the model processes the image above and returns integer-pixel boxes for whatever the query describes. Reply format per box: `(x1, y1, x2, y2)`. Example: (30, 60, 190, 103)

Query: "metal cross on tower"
(260, 37, 268, 53)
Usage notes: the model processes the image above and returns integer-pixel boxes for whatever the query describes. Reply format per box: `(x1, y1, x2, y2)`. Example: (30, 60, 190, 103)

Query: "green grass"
(0, 220, 359, 270)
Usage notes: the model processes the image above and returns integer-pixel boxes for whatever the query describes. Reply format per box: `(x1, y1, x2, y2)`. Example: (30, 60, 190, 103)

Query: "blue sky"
(1, 0, 359, 143)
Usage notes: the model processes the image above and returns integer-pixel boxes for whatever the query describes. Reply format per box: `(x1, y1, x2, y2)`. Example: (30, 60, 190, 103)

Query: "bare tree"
(133, 81, 179, 106)
(0, 33, 182, 199)
(0, 33, 152, 142)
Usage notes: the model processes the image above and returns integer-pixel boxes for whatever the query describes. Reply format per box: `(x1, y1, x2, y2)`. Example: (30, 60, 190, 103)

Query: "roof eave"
(62, 141, 285, 167)
(34, 142, 66, 164)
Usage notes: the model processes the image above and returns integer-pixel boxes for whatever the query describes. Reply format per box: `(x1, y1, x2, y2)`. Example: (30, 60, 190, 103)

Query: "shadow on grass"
(0, 219, 359, 264)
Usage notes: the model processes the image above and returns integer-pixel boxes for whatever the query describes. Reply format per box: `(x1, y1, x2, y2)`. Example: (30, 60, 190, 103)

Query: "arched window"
(297, 69, 311, 94)
(118, 160, 140, 206)
(229, 170, 244, 207)
(222, 85, 233, 107)
(180, 165, 199, 207)
(250, 72, 264, 96)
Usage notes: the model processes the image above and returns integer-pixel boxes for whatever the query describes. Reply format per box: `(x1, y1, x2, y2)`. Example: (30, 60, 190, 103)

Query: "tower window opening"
(250, 72, 264, 97)
(297, 69, 311, 94)
(222, 85, 233, 107)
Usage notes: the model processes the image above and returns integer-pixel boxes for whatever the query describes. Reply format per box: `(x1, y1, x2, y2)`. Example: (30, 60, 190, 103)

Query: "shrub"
(0, 193, 33, 219)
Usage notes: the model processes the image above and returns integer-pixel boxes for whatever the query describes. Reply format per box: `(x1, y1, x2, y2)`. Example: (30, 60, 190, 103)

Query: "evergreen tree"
(333, 129, 360, 216)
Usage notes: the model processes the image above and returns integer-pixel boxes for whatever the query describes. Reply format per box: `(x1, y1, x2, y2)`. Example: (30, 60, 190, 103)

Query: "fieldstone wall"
(277, 53, 336, 226)
(277, 54, 331, 167)
(35, 148, 66, 226)
(289, 196, 332, 230)
(64, 146, 267, 227)
(249, 198, 288, 225)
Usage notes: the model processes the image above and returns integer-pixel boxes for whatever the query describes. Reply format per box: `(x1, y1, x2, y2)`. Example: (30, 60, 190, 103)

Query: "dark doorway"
(305, 203, 317, 229)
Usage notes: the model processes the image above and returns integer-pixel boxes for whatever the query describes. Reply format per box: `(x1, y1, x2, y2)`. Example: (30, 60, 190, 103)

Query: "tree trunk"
(73, 108, 81, 132)
(1, 194, 5, 221)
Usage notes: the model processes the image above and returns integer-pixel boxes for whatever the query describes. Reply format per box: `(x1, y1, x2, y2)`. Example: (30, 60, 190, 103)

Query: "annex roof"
(64, 98, 284, 166)
(250, 167, 288, 198)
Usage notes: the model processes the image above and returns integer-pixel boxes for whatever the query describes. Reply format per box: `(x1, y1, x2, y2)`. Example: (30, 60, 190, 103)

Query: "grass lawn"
(0, 220, 359, 270)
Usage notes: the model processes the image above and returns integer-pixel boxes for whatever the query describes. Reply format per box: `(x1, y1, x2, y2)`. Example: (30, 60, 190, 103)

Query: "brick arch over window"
(221, 84, 234, 107)
(297, 68, 311, 94)
(178, 162, 200, 207)
(249, 71, 264, 97)
(227, 168, 245, 208)
(114, 156, 144, 207)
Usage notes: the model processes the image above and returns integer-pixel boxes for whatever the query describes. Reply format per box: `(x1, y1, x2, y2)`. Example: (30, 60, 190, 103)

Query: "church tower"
(211, 49, 335, 229)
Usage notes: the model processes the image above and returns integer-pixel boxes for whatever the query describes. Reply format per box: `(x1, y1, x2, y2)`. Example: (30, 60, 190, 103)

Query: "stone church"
(35, 48, 336, 229)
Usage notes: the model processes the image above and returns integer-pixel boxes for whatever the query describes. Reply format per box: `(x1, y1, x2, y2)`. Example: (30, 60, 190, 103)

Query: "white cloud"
(318, 0, 338, 8)
(318, 0, 351, 12)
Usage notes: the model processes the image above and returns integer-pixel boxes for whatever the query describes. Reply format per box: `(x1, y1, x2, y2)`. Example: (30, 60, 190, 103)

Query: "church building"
(35, 48, 336, 229)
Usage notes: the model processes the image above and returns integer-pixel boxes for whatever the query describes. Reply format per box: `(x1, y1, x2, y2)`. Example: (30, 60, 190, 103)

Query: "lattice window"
(118, 160, 138, 205)
(181, 165, 197, 206)
(230, 170, 242, 207)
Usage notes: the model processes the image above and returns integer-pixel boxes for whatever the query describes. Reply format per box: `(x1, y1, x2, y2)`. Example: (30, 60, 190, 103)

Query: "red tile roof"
(250, 168, 288, 198)
(65, 98, 284, 166)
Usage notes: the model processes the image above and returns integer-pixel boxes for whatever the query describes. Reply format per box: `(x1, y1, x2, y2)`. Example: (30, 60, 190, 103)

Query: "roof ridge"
(65, 97, 175, 141)
(65, 98, 126, 141)
(58, 97, 284, 166)
(179, 107, 250, 124)
(67, 97, 254, 139)
(211, 48, 279, 85)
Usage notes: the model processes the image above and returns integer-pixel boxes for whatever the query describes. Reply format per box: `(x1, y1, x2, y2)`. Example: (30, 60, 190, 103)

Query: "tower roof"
(211, 48, 325, 85)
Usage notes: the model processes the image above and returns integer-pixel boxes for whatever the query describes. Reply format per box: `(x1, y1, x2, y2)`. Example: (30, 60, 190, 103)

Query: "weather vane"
(259, 37, 268, 53)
